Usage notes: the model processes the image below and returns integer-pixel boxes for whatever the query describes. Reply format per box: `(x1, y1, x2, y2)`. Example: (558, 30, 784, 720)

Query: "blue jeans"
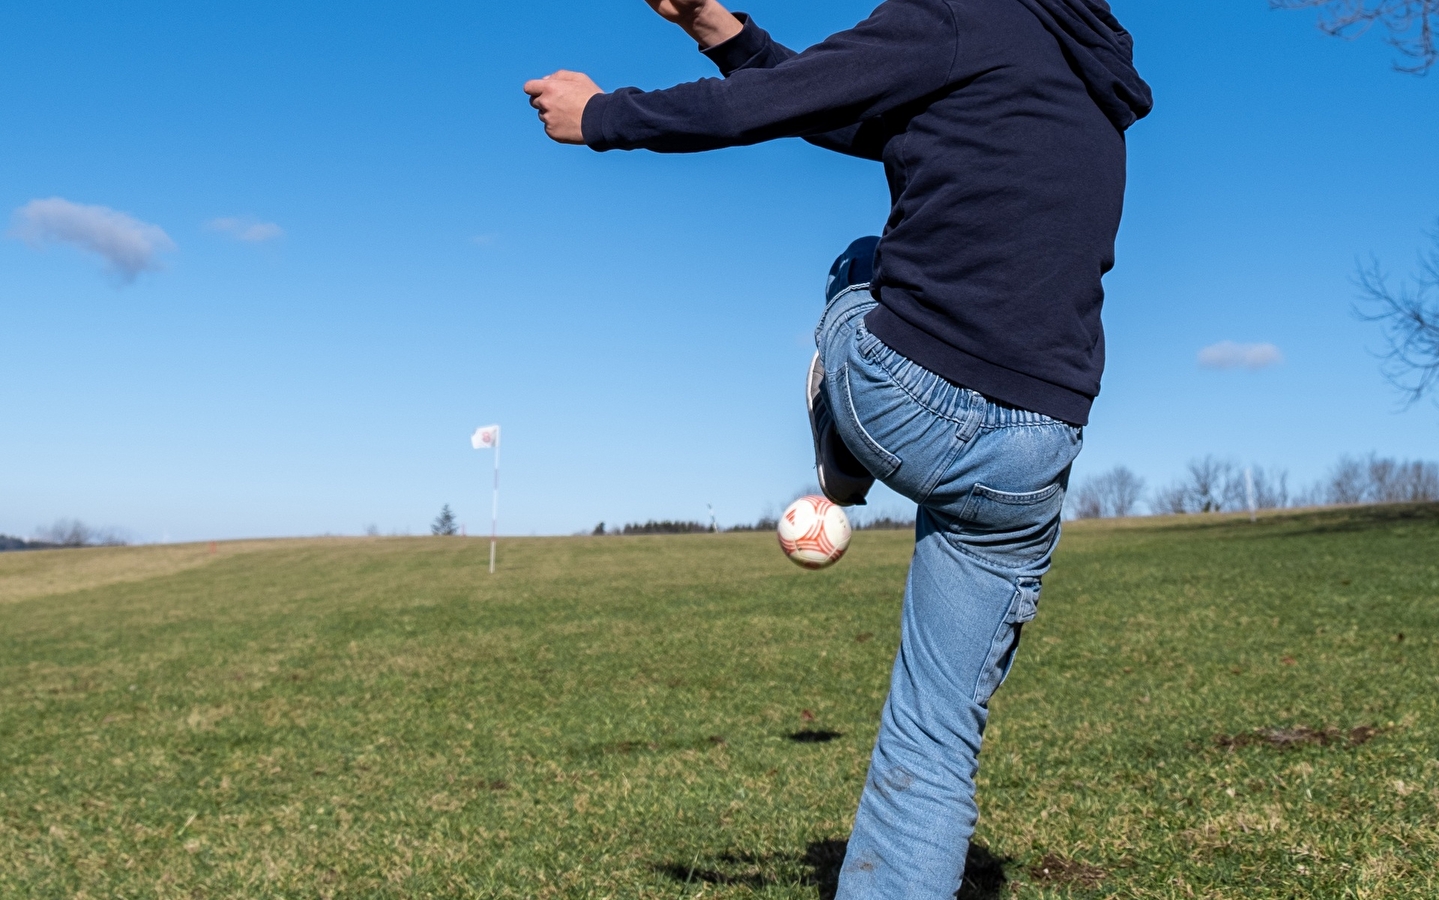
(818, 253, 1082, 898)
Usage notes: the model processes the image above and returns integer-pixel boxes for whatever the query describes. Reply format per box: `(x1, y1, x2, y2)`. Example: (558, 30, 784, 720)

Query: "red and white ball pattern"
(777, 496, 852, 570)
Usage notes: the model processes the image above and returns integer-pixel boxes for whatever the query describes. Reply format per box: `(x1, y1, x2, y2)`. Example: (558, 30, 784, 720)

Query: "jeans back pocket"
(953, 483, 1066, 569)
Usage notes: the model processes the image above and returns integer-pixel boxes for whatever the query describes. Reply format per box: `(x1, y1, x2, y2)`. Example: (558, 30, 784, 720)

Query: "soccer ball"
(777, 496, 852, 570)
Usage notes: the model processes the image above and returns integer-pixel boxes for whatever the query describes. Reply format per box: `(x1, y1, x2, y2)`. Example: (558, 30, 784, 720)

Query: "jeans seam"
(972, 586, 1023, 705)
(822, 286, 873, 323)
(818, 290, 876, 365)
(915, 425, 973, 506)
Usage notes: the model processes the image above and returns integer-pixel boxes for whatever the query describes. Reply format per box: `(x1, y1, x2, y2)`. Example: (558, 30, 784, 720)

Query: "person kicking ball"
(525, 1, 1151, 896)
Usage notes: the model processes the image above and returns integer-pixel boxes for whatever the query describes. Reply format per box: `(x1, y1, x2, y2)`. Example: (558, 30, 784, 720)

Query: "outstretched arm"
(526, 0, 957, 156)
(521, 0, 742, 145)
(698, 12, 886, 160)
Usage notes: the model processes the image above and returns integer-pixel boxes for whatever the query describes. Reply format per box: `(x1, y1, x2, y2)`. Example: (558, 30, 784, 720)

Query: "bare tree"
(1071, 466, 1147, 519)
(1355, 232, 1439, 406)
(1251, 466, 1293, 509)
(36, 519, 94, 547)
(1273, 6, 1438, 394)
(1325, 456, 1369, 503)
(33, 519, 126, 547)
(1151, 482, 1192, 516)
(1272, 0, 1439, 73)
(1152, 457, 1271, 514)
(1070, 485, 1104, 520)
(1189, 456, 1240, 513)
(1324, 453, 1439, 503)
(1149, 454, 1434, 513)
(1109, 467, 1148, 516)
(1372, 457, 1439, 500)
(1397, 459, 1439, 499)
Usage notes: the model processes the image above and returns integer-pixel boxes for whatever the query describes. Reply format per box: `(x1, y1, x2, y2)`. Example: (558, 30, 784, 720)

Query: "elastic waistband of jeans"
(858, 324, 1069, 429)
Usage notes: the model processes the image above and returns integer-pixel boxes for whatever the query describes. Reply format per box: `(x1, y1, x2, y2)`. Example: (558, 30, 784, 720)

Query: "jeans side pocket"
(840, 362, 903, 480)
(973, 579, 1041, 706)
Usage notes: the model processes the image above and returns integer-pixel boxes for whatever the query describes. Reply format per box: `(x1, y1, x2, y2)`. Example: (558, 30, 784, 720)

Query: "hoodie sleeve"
(581, 0, 958, 155)
(699, 14, 887, 161)
(701, 14, 793, 74)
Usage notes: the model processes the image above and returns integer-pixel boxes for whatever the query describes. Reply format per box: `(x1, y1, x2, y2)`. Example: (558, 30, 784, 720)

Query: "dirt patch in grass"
(1215, 725, 1383, 751)
(1029, 854, 1107, 888)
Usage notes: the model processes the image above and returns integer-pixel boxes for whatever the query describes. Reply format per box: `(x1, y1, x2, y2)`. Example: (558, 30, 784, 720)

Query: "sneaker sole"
(807, 352, 873, 506)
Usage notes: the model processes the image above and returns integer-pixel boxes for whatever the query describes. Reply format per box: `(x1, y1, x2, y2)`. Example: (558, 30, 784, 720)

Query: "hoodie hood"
(1014, 0, 1153, 130)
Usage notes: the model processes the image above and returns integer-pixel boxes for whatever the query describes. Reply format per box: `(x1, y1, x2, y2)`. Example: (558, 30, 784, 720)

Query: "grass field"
(2, 506, 1437, 899)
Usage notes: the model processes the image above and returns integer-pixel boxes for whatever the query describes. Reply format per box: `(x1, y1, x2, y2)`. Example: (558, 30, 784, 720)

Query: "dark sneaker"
(807, 352, 875, 507)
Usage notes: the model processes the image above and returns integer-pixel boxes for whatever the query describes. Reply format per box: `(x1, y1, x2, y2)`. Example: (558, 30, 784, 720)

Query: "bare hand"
(643, 0, 712, 23)
(523, 71, 603, 145)
(643, 0, 743, 48)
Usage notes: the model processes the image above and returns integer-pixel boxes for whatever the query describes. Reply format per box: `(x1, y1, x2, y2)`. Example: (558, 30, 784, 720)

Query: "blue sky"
(2, 0, 1437, 541)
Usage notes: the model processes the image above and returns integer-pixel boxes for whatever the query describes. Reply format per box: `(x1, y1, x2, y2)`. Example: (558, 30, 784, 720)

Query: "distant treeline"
(601, 453, 1439, 533)
(0, 520, 128, 552)
(1071, 453, 1439, 520)
(855, 516, 917, 531)
(592, 512, 916, 536)
(602, 520, 717, 536)
(0, 536, 59, 553)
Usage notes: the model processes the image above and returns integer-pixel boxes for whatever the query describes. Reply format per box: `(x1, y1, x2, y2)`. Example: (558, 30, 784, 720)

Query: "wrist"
(680, 2, 743, 50)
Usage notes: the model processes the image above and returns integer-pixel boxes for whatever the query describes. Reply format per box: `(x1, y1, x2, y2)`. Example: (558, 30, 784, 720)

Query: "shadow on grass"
(652, 852, 772, 889)
(1099, 502, 1439, 542)
(1266, 502, 1439, 538)
(654, 839, 1009, 899)
(573, 729, 841, 760)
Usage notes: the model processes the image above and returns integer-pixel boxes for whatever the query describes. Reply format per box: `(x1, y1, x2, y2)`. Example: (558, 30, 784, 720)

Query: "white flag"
(471, 425, 500, 450)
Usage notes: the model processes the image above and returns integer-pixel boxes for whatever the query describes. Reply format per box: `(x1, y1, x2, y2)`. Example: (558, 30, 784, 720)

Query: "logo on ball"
(777, 496, 852, 569)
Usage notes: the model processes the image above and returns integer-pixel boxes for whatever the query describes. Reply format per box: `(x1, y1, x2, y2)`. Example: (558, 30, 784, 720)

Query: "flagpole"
(490, 434, 500, 574)
(470, 424, 501, 573)
(1245, 466, 1257, 524)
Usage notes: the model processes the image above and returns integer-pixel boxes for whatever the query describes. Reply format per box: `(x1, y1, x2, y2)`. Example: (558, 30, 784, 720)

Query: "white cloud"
(8, 197, 175, 283)
(207, 217, 284, 243)
(1197, 341, 1284, 371)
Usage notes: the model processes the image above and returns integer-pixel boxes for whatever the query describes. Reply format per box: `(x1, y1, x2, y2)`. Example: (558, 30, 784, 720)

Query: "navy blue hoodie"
(582, 0, 1153, 425)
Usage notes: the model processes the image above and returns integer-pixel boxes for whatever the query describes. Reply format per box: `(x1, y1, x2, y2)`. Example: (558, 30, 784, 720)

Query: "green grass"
(2, 506, 1437, 899)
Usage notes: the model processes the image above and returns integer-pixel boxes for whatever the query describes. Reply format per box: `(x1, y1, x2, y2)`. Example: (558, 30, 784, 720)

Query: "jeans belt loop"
(956, 394, 984, 445)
